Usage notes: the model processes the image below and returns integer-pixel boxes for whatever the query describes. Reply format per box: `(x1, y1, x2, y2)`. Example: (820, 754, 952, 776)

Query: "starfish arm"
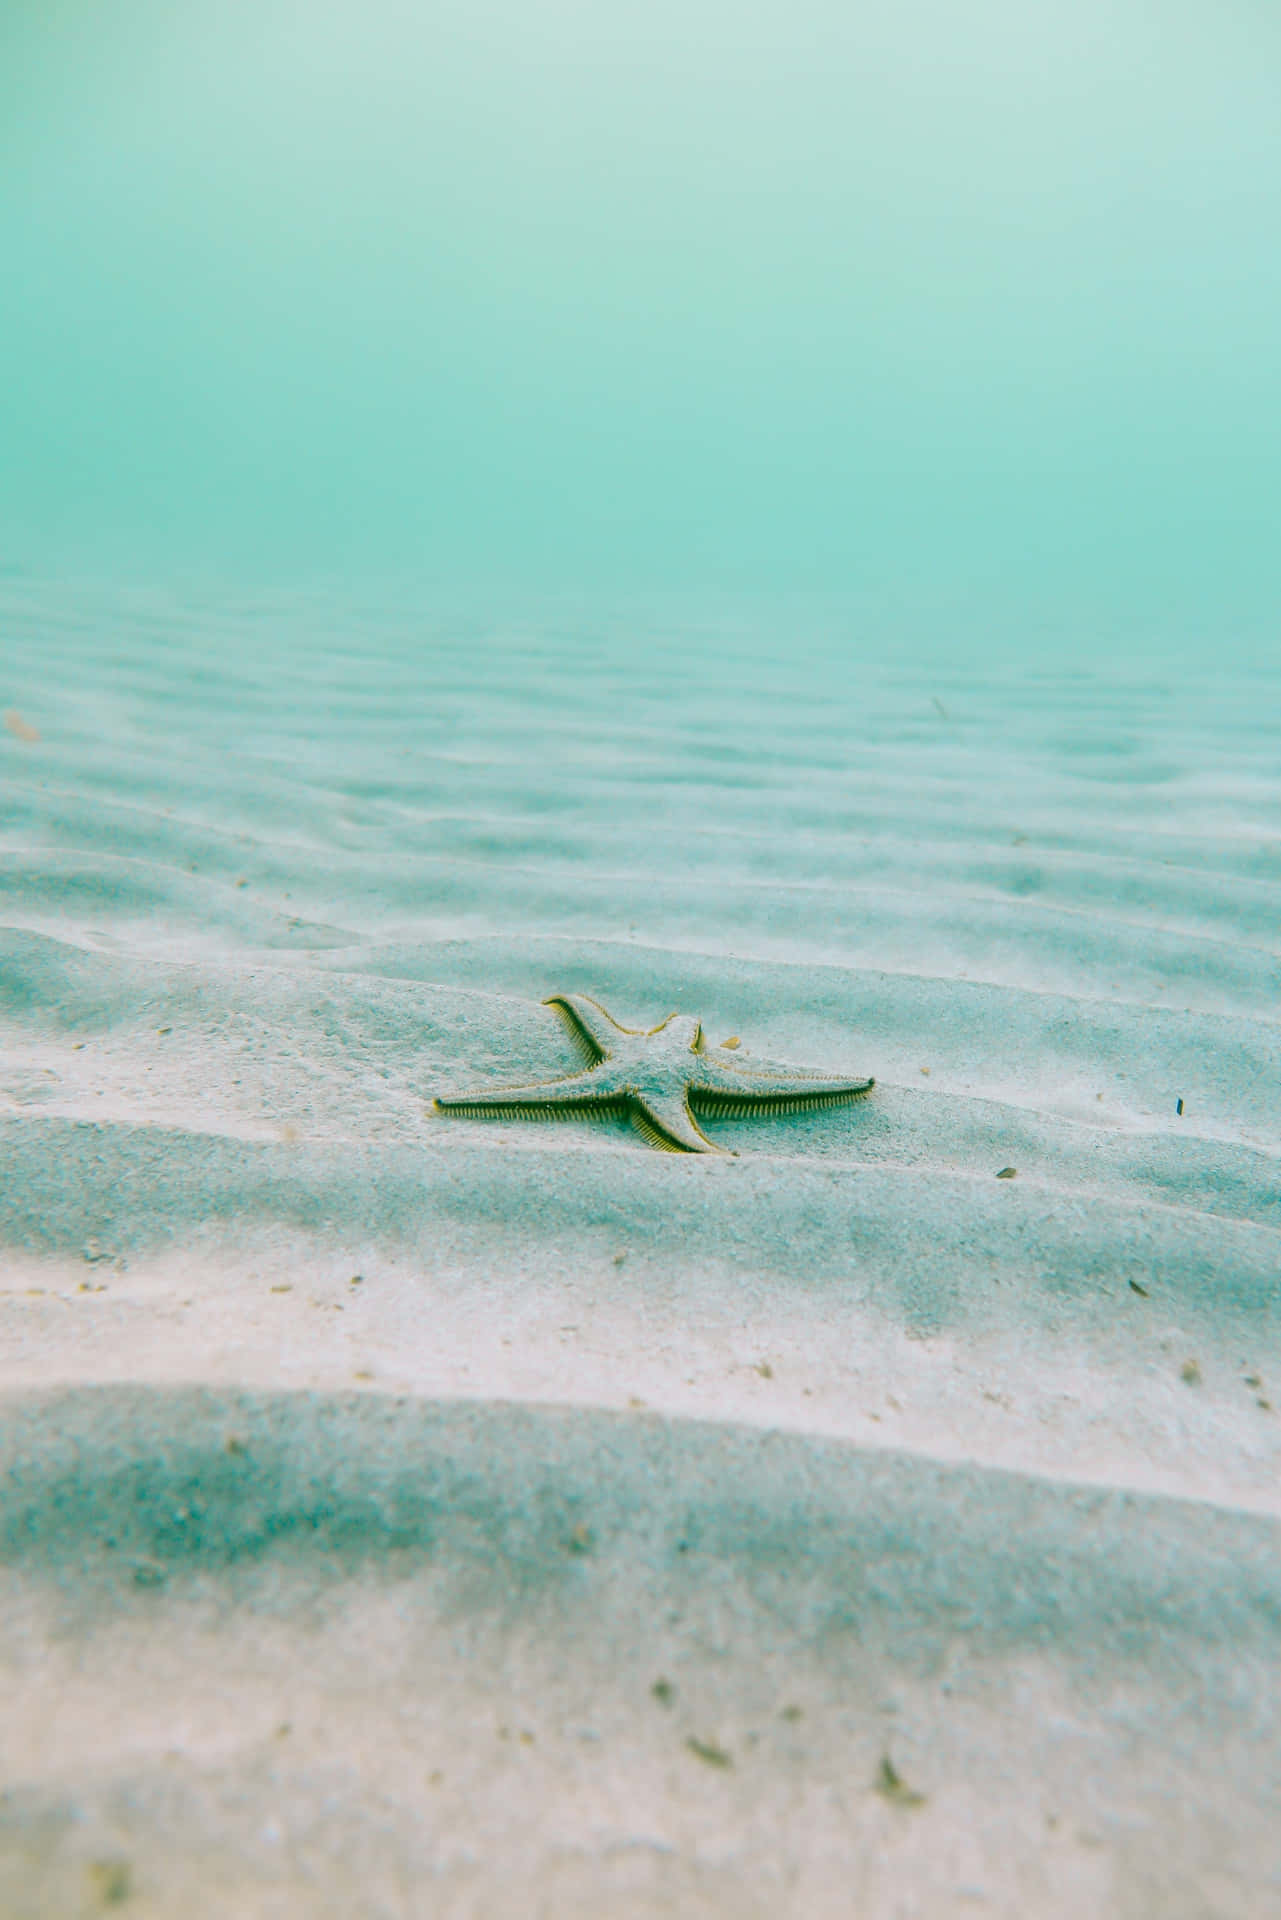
(433, 1066, 625, 1119)
(543, 992, 631, 1061)
(629, 1091, 726, 1155)
(690, 1057, 874, 1118)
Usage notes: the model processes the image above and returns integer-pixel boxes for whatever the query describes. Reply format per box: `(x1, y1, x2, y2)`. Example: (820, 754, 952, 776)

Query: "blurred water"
(2, 0, 1279, 653)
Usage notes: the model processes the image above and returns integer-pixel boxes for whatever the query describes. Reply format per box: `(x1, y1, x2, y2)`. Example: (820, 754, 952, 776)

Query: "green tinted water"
(1, 0, 1278, 653)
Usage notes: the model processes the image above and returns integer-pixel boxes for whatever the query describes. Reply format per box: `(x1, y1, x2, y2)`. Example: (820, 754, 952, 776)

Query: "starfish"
(432, 993, 874, 1154)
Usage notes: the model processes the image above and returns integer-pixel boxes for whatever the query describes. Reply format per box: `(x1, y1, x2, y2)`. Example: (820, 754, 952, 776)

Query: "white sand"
(1, 580, 1279, 1916)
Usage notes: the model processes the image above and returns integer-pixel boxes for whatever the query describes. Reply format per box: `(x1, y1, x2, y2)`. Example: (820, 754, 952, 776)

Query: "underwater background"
(2, 0, 1280, 648)
(2, 4, 1280, 1916)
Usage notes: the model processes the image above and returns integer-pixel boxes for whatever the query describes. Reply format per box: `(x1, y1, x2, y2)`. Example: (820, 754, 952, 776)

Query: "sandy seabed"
(1, 582, 1279, 1917)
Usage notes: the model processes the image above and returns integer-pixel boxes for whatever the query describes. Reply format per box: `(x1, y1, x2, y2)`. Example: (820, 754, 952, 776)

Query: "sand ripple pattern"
(2, 583, 1280, 1911)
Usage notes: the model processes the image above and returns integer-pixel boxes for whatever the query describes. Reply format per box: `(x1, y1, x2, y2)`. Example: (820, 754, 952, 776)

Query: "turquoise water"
(2, 0, 1279, 646)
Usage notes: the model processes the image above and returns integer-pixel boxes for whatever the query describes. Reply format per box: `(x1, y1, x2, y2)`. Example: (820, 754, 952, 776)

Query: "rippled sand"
(2, 581, 1279, 1916)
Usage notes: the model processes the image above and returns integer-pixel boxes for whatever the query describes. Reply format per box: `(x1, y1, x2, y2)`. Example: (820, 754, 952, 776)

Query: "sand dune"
(1, 579, 1279, 1914)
